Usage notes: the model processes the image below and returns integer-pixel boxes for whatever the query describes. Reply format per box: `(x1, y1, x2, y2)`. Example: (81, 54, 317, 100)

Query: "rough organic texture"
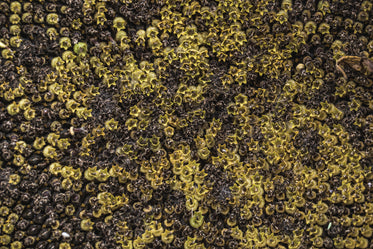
(0, 0, 373, 248)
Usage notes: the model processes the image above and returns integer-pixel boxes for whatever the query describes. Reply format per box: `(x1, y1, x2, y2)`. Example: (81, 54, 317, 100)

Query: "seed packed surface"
(0, 0, 373, 249)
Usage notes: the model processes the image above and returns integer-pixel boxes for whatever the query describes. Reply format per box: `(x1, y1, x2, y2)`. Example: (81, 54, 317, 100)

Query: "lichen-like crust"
(0, 0, 372, 249)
